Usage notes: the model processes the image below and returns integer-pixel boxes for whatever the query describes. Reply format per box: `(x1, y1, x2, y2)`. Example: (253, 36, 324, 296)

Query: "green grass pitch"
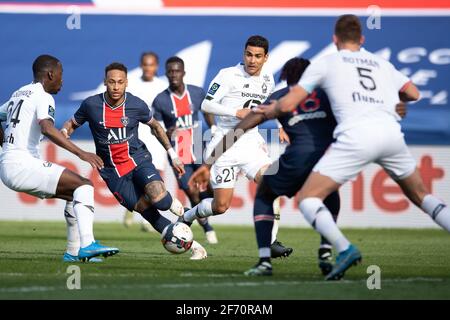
(0, 221, 449, 299)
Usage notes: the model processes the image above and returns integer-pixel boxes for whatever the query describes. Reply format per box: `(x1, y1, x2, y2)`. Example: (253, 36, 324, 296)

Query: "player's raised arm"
(40, 119, 104, 170)
(147, 118, 185, 177)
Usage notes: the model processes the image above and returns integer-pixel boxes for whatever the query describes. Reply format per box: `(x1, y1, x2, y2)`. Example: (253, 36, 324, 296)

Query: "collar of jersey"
(102, 92, 127, 110)
(168, 87, 187, 100)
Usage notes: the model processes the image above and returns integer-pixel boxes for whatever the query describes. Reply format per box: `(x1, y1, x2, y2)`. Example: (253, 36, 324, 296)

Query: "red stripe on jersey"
(172, 92, 191, 117)
(172, 91, 194, 163)
(109, 142, 136, 177)
(104, 103, 124, 128)
(176, 128, 194, 164)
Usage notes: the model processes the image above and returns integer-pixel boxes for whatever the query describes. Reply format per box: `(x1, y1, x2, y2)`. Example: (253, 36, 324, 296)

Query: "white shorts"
(0, 155, 65, 199)
(313, 121, 416, 184)
(138, 123, 167, 171)
(206, 130, 272, 189)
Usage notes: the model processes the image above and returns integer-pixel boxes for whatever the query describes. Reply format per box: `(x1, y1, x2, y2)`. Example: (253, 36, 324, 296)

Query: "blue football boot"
(63, 252, 103, 263)
(325, 244, 362, 281)
(78, 241, 119, 262)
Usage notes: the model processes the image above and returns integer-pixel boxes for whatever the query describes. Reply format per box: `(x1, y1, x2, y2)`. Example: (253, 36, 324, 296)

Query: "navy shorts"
(100, 161, 162, 211)
(264, 149, 326, 198)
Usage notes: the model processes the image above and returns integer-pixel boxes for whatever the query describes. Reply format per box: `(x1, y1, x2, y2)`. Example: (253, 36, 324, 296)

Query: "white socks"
(64, 201, 80, 256)
(259, 247, 271, 258)
(271, 197, 281, 244)
(184, 198, 213, 223)
(300, 197, 350, 253)
(73, 185, 95, 248)
(421, 194, 450, 232)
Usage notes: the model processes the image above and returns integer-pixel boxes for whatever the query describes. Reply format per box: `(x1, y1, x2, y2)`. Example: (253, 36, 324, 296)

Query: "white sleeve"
(389, 62, 411, 92)
(298, 58, 327, 94)
(36, 93, 56, 123)
(201, 70, 236, 117)
(0, 101, 8, 122)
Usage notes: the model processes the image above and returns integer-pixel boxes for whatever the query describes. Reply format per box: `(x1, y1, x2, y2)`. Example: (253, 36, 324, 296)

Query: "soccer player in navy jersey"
(62, 62, 208, 259)
(152, 56, 218, 244)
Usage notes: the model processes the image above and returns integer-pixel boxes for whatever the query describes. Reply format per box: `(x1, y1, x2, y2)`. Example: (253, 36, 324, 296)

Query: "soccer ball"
(161, 222, 194, 254)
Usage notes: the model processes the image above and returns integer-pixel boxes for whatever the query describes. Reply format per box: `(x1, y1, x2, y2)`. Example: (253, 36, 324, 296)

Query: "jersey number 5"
(356, 67, 376, 91)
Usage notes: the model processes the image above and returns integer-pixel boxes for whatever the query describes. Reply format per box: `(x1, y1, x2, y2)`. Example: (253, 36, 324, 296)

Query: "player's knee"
(152, 192, 173, 211)
(212, 200, 229, 215)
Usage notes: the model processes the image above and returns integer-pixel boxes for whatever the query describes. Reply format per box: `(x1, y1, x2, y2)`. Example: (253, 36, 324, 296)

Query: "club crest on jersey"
(262, 83, 267, 94)
(120, 116, 129, 126)
(208, 83, 220, 95)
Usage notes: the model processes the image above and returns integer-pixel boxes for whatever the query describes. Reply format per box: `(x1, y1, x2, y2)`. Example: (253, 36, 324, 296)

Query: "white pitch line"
(0, 278, 445, 293)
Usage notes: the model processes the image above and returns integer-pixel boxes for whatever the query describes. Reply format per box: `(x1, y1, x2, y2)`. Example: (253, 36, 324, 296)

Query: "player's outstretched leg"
(56, 169, 119, 261)
(299, 197, 361, 280)
(396, 169, 450, 232)
(179, 198, 215, 225)
(318, 191, 341, 275)
(63, 201, 103, 263)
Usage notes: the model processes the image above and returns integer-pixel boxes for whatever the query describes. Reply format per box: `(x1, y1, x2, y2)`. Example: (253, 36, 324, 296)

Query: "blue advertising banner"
(1, 13, 449, 144)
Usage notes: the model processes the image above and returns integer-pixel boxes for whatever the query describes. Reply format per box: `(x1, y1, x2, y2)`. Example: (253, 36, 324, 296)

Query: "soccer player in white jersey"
(179, 35, 293, 258)
(123, 52, 171, 231)
(255, 15, 450, 280)
(0, 55, 119, 262)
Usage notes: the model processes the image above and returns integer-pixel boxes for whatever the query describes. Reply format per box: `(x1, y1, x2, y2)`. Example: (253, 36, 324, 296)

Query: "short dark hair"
(141, 51, 159, 64)
(334, 14, 362, 43)
(105, 62, 127, 77)
(32, 54, 60, 78)
(279, 57, 311, 86)
(245, 35, 269, 54)
(165, 56, 184, 68)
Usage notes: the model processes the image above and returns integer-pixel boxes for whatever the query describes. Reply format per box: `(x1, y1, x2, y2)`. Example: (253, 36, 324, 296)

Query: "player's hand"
(188, 165, 211, 192)
(172, 157, 185, 178)
(79, 151, 104, 170)
(236, 108, 251, 119)
(279, 127, 290, 144)
(60, 127, 70, 139)
(395, 102, 407, 118)
(253, 100, 278, 119)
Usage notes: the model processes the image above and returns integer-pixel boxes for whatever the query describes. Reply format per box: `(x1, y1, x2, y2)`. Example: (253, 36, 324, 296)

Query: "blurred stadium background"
(0, 0, 449, 228)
